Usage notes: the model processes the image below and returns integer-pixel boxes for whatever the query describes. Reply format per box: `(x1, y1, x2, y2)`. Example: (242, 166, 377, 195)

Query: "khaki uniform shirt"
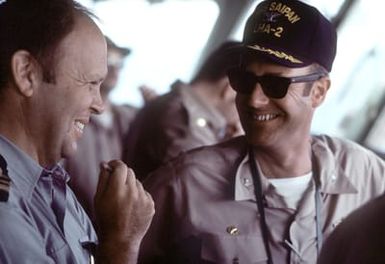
(139, 135, 385, 264)
(124, 81, 227, 181)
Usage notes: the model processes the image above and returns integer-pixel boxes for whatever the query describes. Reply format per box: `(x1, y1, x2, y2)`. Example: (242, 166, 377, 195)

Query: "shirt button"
(331, 175, 337, 182)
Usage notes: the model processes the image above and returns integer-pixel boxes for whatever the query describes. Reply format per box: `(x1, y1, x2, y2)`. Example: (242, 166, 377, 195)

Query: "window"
(80, 0, 219, 107)
(312, 0, 385, 147)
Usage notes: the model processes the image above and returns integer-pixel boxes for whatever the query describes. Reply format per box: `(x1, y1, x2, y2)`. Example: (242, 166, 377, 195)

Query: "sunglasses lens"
(228, 69, 292, 99)
(259, 76, 290, 99)
(228, 69, 257, 94)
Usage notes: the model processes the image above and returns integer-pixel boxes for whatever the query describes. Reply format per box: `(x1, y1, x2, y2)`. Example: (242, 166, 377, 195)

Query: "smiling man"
(138, 1, 385, 263)
(0, 0, 154, 263)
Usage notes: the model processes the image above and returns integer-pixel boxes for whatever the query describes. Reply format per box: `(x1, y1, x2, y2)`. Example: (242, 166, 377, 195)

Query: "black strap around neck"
(248, 147, 274, 264)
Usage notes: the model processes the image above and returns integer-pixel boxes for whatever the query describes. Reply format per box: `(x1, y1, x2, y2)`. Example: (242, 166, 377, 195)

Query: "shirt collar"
(311, 139, 357, 194)
(0, 135, 65, 201)
(234, 137, 357, 201)
(234, 152, 270, 202)
(41, 164, 70, 184)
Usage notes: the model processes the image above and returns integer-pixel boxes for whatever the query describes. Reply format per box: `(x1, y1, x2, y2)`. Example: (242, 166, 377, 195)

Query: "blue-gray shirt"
(0, 135, 97, 263)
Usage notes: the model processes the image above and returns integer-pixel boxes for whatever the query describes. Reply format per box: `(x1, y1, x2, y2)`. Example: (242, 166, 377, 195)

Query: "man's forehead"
(61, 13, 106, 54)
(54, 15, 107, 79)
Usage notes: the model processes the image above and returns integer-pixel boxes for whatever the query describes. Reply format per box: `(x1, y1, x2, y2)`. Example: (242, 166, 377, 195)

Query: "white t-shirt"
(268, 172, 312, 209)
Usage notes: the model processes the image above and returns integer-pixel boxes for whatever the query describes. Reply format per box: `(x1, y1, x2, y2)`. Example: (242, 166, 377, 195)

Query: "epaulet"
(0, 154, 11, 202)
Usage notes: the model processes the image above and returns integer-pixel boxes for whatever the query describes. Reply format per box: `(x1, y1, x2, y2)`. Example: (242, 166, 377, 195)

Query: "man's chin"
(246, 133, 273, 148)
(61, 140, 78, 159)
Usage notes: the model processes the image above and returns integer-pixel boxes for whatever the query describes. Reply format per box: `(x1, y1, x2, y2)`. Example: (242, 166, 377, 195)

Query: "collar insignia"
(0, 154, 10, 202)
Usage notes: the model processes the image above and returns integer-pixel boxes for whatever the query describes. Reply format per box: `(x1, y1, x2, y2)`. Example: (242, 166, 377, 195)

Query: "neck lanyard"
(248, 146, 323, 264)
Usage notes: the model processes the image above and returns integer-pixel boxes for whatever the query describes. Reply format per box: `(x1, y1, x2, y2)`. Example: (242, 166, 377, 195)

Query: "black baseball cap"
(242, 0, 337, 72)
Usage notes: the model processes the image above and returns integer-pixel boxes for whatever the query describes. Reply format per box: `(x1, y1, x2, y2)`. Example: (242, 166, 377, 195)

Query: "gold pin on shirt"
(226, 226, 239, 236)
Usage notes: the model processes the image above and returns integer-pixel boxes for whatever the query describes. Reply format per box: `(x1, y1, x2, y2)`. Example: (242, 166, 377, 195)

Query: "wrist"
(96, 240, 141, 264)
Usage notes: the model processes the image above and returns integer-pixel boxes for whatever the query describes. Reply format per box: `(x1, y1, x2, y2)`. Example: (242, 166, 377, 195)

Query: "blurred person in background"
(64, 35, 138, 221)
(123, 40, 243, 181)
(139, 84, 159, 104)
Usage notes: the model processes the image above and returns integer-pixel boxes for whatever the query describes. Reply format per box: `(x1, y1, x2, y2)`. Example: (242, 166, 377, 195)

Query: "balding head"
(0, 0, 95, 89)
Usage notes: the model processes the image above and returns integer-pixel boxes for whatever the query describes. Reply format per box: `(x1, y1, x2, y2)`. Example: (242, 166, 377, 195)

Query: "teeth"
(253, 114, 277, 121)
(75, 121, 85, 132)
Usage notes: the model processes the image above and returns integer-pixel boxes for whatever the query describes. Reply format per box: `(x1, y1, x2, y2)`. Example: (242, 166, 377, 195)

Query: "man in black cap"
(138, 0, 385, 263)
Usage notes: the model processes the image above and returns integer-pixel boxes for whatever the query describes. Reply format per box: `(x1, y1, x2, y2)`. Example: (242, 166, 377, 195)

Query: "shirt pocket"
(201, 234, 268, 264)
(47, 239, 74, 263)
(47, 234, 97, 263)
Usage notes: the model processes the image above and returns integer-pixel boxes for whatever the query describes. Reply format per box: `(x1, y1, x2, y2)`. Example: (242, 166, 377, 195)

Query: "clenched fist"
(94, 160, 155, 264)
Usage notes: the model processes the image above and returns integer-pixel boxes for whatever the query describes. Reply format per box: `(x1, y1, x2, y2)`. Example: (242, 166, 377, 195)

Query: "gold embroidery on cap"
(247, 44, 303, 64)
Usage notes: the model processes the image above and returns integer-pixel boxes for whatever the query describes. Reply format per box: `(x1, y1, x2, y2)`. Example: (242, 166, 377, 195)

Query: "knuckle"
(127, 167, 135, 176)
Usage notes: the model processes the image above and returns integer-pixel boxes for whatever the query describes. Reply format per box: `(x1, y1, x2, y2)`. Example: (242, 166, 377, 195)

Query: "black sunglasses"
(227, 68, 326, 99)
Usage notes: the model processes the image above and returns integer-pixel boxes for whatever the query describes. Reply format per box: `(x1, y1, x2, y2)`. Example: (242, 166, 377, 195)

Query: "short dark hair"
(190, 40, 242, 85)
(0, 0, 94, 89)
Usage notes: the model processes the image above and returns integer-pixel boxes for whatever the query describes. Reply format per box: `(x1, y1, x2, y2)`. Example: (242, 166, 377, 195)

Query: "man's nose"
(91, 88, 105, 114)
(248, 83, 270, 105)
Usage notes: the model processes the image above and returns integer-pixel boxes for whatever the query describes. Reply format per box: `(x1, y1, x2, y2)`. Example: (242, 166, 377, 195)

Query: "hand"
(94, 160, 155, 264)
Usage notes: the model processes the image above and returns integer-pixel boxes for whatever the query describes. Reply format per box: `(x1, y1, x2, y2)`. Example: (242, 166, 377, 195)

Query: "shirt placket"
(287, 182, 317, 264)
(46, 166, 69, 235)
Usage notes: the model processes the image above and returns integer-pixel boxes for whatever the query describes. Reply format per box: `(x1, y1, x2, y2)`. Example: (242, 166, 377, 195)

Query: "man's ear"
(11, 50, 41, 97)
(311, 76, 330, 108)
